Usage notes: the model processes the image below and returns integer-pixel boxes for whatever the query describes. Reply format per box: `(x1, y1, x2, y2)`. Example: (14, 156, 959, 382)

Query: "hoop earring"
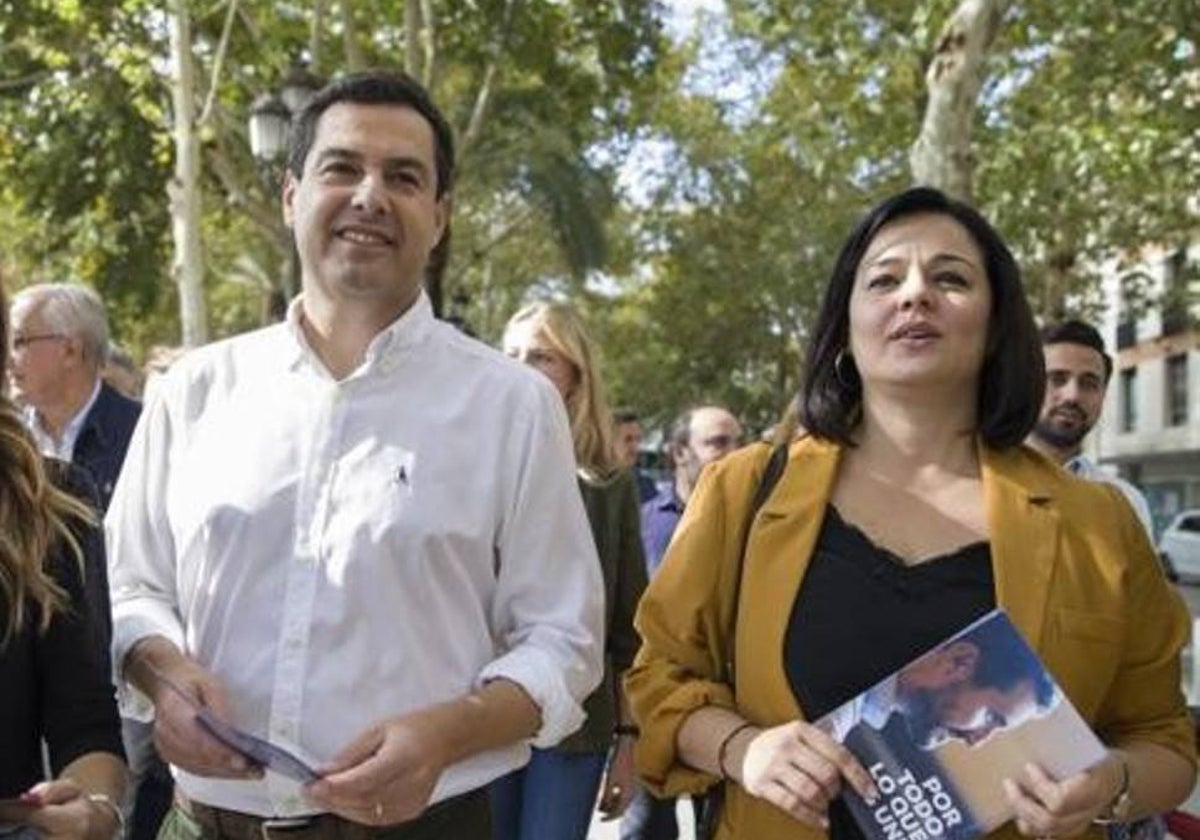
(834, 348, 857, 388)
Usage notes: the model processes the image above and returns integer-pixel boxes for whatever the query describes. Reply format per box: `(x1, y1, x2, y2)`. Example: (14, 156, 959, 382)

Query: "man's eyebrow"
(313, 147, 362, 165)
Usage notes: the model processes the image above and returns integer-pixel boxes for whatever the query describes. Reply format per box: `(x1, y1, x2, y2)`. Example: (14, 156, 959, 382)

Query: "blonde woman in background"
(491, 301, 649, 840)
(0, 281, 126, 840)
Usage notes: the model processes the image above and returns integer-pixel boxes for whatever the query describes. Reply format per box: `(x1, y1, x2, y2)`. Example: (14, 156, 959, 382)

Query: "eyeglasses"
(10, 333, 67, 351)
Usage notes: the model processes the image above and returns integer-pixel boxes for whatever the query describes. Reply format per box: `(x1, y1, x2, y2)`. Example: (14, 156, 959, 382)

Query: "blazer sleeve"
(625, 447, 766, 797)
(1093, 483, 1196, 766)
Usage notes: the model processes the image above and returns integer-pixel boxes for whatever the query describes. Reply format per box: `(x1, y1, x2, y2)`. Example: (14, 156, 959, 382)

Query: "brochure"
(815, 609, 1107, 840)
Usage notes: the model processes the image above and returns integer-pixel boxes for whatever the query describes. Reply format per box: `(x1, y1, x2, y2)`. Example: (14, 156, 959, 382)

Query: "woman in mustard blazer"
(626, 187, 1195, 840)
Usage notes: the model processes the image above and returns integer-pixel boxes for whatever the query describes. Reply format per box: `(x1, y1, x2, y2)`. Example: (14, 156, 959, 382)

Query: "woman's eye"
(936, 272, 968, 287)
(867, 274, 897, 289)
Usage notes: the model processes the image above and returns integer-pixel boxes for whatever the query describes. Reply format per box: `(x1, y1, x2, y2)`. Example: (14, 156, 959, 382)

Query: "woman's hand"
(728, 720, 879, 829)
(1005, 756, 1125, 839)
(19, 780, 119, 840)
(598, 734, 637, 820)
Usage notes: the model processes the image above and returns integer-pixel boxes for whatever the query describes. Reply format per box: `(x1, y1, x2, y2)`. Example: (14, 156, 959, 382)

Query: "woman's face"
(503, 320, 579, 401)
(847, 212, 992, 394)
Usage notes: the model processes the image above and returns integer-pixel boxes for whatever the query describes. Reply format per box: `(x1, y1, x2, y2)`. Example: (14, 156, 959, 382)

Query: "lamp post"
(247, 63, 322, 319)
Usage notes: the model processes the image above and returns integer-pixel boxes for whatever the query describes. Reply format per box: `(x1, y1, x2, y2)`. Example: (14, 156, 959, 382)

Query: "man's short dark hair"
(800, 187, 1044, 449)
(613, 408, 641, 426)
(287, 70, 456, 199)
(967, 617, 1056, 708)
(1041, 320, 1113, 383)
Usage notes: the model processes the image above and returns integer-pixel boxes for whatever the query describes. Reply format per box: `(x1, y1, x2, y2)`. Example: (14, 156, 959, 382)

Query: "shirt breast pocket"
(327, 443, 417, 546)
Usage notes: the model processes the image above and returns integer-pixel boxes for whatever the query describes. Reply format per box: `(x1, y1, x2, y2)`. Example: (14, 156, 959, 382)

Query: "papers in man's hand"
(194, 709, 321, 784)
(149, 663, 321, 784)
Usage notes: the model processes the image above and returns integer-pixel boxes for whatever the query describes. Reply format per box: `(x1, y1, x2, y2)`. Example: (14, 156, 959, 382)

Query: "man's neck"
(1027, 434, 1079, 466)
(300, 293, 415, 380)
(36, 375, 99, 442)
(673, 475, 693, 506)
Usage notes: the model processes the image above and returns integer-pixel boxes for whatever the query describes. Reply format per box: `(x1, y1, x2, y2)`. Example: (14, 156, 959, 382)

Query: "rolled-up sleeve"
(626, 451, 759, 796)
(1094, 485, 1196, 766)
(106, 377, 185, 719)
(479, 378, 604, 748)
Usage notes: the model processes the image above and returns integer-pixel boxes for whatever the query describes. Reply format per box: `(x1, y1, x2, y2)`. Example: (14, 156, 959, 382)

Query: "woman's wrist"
(717, 722, 760, 784)
(85, 793, 124, 840)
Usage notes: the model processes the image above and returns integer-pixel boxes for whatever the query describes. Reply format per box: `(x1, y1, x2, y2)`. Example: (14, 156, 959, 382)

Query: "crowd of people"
(0, 68, 1193, 840)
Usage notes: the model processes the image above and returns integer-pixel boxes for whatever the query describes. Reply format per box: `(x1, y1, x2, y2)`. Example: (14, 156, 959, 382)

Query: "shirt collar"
(283, 291, 436, 377)
(25, 377, 102, 460)
(650, 484, 684, 513)
(1064, 454, 1091, 475)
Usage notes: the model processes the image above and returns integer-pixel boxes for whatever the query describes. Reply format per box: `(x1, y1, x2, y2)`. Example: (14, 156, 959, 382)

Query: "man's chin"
(1032, 421, 1088, 451)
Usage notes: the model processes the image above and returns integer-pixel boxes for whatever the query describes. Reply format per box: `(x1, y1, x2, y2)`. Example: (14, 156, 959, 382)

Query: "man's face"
(676, 407, 742, 484)
(8, 302, 72, 409)
(284, 102, 449, 317)
(899, 641, 1044, 749)
(1033, 342, 1108, 452)
(616, 421, 642, 469)
(919, 679, 1040, 749)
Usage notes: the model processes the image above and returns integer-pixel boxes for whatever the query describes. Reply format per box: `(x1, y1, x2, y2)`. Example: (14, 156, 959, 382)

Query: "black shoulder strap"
(724, 443, 789, 685)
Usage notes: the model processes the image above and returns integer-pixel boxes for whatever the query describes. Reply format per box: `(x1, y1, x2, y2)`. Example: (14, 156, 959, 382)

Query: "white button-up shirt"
(107, 293, 603, 817)
(1065, 455, 1155, 541)
(25, 378, 101, 461)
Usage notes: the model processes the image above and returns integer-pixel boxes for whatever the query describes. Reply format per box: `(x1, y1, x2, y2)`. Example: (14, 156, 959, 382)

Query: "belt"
(177, 790, 485, 840)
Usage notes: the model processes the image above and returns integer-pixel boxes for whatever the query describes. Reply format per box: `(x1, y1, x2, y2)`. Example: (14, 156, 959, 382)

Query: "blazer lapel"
(736, 437, 841, 723)
(982, 444, 1060, 650)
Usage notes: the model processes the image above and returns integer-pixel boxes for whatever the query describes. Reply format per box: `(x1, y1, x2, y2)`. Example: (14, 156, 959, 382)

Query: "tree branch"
(196, 0, 239, 128)
(460, 0, 521, 157)
(908, 0, 1009, 203)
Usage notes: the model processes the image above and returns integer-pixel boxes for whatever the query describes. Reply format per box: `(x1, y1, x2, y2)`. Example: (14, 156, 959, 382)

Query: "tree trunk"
(168, 0, 208, 346)
(404, 0, 422, 79)
(341, 1, 365, 71)
(909, 0, 1008, 204)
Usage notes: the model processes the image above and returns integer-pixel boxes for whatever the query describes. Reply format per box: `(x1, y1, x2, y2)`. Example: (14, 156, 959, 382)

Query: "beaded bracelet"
(717, 722, 757, 779)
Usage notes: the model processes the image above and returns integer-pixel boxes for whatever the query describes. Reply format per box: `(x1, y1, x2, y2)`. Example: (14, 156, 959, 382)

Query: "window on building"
(1120, 368, 1137, 432)
(1166, 354, 1189, 426)
(1161, 249, 1191, 337)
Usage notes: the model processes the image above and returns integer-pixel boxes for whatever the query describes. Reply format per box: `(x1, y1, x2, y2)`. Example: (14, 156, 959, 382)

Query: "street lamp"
(247, 63, 322, 318)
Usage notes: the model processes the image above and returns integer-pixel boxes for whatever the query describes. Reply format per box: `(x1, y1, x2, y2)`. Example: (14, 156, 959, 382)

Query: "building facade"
(1096, 244, 1200, 538)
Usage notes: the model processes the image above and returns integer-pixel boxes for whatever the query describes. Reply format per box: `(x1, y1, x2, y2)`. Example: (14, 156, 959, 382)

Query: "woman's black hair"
(799, 187, 1044, 448)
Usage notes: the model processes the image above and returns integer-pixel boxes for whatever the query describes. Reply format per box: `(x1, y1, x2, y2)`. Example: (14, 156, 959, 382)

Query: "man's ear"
(282, 170, 298, 228)
(432, 193, 452, 250)
(944, 641, 981, 682)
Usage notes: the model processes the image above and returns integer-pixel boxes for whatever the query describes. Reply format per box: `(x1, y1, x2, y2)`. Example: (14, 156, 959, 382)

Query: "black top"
(0, 465, 124, 796)
(783, 505, 995, 840)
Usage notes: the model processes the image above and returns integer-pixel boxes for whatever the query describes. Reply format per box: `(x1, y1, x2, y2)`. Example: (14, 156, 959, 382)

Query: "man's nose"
(351, 173, 387, 214)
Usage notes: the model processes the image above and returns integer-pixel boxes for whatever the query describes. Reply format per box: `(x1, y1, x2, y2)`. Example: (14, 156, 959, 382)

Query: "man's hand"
(733, 720, 878, 829)
(1005, 757, 1125, 839)
(305, 710, 451, 826)
(126, 637, 262, 780)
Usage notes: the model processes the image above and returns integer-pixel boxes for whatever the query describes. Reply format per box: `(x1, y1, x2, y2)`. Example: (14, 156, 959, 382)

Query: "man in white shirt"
(1026, 320, 1155, 540)
(108, 70, 604, 839)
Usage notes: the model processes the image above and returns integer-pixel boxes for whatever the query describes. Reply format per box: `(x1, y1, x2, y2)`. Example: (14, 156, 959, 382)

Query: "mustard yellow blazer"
(626, 436, 1195, 840)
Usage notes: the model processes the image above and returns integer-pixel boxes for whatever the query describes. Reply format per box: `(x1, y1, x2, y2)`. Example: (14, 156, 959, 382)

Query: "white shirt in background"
(1065, 455, 1156, 542)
